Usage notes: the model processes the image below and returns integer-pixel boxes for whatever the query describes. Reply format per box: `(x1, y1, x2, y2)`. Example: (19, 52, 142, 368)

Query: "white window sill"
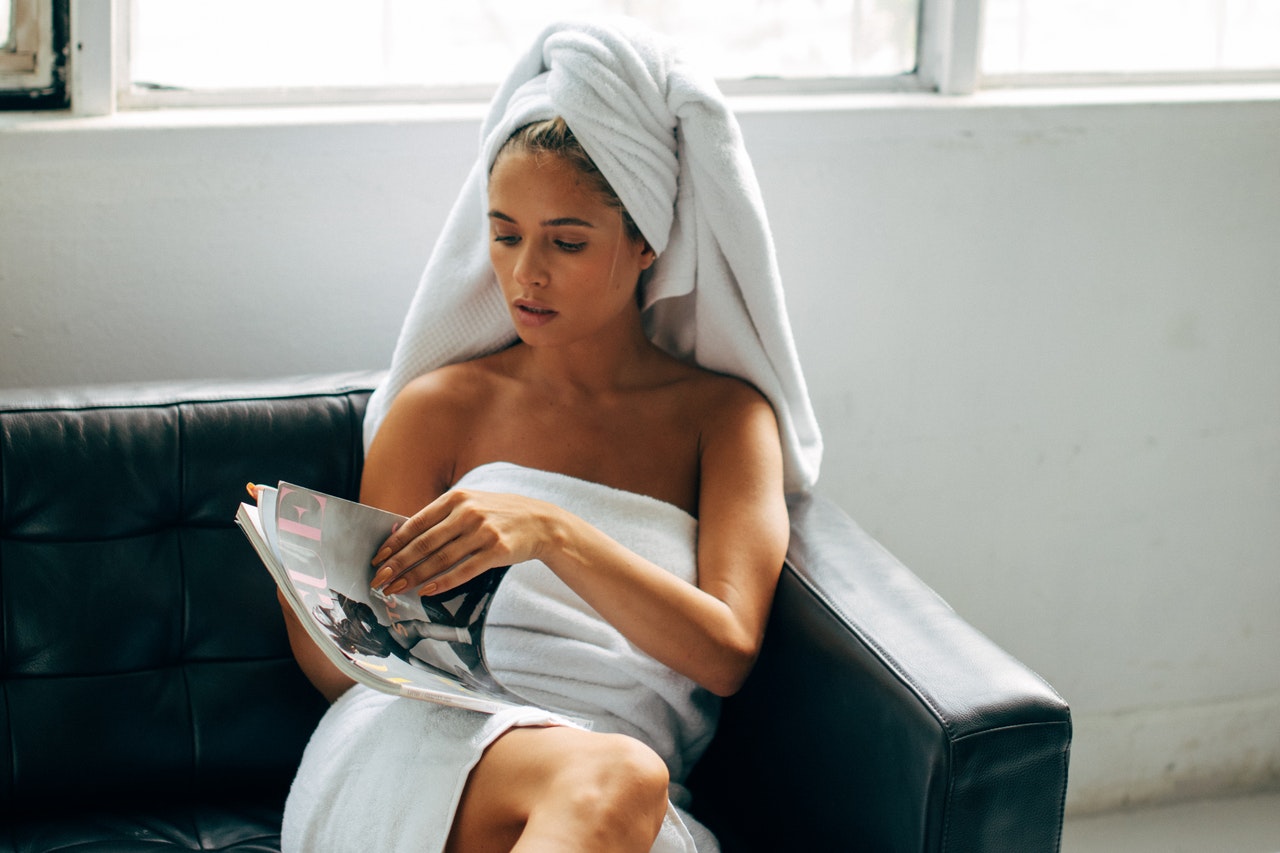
(3, 81, 1279, 135)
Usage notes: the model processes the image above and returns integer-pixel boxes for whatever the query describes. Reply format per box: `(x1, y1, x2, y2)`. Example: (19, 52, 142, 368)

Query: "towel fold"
(363, 17, 822, 492)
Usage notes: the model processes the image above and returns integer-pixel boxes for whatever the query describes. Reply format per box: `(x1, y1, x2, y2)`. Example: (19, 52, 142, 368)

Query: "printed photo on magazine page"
(236, 481, 577, 719)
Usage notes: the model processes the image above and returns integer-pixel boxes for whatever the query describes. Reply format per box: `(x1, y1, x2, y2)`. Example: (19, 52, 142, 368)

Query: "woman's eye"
(556, 241, 586, 252)
(493, 234, 519, 245)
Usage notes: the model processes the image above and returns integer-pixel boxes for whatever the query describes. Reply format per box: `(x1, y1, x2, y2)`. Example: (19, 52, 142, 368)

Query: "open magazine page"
(236, 483, 537, 716)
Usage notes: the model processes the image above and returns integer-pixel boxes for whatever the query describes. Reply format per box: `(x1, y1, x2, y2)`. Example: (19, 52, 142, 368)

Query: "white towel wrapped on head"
(363, 17, 822, 492)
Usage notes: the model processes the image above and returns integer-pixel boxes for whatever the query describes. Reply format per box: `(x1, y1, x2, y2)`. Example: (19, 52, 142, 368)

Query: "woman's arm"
(548, 385, 787, 696)
(275, 372, 464, 703)
(370, 380, 789, 697)
(359, 370, 466, 511)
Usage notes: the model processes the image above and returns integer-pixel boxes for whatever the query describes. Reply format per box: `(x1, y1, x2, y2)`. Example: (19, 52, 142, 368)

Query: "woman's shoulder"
(672, 360, 772, 422)
(377, 359, 510, 453)
(367, 359, 515, 503)
(666, 362, 780, 472)
(393, 355, 512, 412)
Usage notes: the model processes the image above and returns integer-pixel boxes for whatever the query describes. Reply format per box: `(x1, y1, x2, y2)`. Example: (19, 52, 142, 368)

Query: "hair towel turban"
(363, 18, 822, 492)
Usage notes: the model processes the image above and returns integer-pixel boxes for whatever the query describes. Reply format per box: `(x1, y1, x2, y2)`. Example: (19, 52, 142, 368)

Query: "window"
(8, 0, 1277, 114)
(122, 0, 935, 108)
(983, 0, 1280, 81)
(0, 0, 67, 108)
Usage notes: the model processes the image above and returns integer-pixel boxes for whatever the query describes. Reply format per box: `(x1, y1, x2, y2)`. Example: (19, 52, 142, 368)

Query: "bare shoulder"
(390, 359, 500, 417)
(362, 359, 508, 511)
(683, 366, 785, 511)
(679, 366, 777, 441)
(684, 366, 788, 630)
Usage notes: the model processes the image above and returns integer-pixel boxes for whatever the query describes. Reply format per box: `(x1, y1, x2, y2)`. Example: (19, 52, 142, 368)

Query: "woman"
(280, 19, 821, 853)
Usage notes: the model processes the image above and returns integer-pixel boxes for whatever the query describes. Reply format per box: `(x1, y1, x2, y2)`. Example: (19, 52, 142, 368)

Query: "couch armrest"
(689, 493, 1071, 852)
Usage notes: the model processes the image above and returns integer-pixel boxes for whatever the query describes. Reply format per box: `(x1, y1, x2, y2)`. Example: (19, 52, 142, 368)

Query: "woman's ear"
(639, 240, 657, 271)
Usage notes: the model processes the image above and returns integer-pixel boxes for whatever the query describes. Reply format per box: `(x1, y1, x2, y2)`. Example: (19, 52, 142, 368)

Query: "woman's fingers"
(379, 540, 485, 596)
(369, 489, 553, 596)
(370, 495, 468, 581)
(372, 496, 456, 565)
(405, 552, 483, 596)
(372, 513, 504, 595)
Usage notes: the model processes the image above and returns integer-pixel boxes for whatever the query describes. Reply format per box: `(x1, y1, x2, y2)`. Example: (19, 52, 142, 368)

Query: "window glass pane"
(983, 0, 1280, 75)
(1, 0, 12, 50)
(130, 0, 919, 91)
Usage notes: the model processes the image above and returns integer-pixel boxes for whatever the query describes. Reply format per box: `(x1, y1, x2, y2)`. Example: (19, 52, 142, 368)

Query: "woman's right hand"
(369, 488, 565, 598)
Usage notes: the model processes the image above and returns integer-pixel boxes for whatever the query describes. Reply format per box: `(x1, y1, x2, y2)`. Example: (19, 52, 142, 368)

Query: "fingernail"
(372, 547, 391, 566)
(371, 566, 392, 587)
(385, 579, 408, 595)
(420, 582, 438, 596)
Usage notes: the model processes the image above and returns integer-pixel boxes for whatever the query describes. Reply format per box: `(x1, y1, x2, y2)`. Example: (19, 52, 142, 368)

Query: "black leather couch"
(0, 373, 1070, 852)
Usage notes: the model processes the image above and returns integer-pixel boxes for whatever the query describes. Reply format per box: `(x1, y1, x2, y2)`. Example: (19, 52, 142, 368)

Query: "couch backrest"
(0, 373, 382, 812)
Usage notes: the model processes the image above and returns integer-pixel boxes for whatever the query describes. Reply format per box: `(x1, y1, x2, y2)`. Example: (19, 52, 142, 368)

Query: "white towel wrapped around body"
(281, 462, 719, 853)
(363, 17, 822, 492)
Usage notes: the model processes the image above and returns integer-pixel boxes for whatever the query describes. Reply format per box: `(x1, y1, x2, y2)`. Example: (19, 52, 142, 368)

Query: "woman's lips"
(514, 300, 557, 327)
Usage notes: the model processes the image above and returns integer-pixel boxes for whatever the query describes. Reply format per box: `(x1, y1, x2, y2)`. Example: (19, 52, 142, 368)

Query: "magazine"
(235, 481, 572, 719)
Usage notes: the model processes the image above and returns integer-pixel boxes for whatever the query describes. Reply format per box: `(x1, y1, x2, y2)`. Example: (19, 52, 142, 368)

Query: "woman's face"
(487, 149, 655, 348)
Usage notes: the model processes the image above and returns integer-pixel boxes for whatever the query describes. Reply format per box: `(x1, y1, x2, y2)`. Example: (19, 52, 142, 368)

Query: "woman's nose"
(513, 244, 547, 288)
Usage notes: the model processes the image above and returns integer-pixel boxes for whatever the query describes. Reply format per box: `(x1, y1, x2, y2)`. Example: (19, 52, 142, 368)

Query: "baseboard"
(1065, 691, 1280, 816)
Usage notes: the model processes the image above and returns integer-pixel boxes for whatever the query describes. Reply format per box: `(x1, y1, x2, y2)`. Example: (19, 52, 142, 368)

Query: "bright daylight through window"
(1, 1, 13, 49)
(114, 0, 1280, 107)
(128, 0, 921, 94)
(983, 0, 1280, 76)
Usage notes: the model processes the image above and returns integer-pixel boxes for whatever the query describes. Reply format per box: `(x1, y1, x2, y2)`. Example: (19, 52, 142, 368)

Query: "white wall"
(3, 87, 1279, 814)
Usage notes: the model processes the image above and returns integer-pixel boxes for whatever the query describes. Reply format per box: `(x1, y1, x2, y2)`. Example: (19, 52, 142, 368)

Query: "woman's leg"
(446, 726, 670, 853)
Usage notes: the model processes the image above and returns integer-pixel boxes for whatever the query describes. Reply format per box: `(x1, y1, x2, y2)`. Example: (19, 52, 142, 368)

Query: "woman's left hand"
(369, 489, 560, 596)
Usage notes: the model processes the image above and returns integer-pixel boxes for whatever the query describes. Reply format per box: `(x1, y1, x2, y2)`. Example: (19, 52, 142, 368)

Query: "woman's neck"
(513, 324, 676, 397)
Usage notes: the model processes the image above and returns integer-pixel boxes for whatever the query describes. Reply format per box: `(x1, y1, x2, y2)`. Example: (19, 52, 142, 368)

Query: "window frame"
(982, 67, 1280, 90)
(0, 0, 68, 109)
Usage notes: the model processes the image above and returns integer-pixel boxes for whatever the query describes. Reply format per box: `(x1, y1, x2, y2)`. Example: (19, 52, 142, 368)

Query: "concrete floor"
(1061, 790, 1280, 852)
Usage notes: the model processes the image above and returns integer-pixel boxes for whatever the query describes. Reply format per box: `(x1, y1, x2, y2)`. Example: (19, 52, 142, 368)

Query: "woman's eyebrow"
(487, 210, 595, 228)
(544, 217, 595, 228)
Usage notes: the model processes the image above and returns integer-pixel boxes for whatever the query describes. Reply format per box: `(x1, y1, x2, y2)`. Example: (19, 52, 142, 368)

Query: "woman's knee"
(550, 734, 670, 834)
(452, 727, 670, 851)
